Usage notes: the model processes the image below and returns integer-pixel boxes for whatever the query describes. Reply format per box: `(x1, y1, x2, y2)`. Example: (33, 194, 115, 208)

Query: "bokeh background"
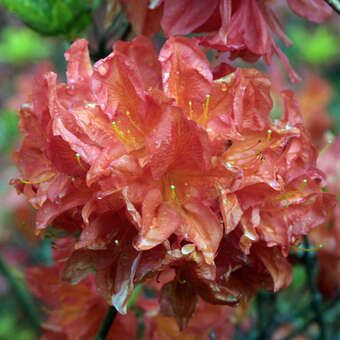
(0, 1, 339, 339)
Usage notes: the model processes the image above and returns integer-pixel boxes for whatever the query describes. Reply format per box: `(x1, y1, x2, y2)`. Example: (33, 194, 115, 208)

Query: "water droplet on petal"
(181, 243, 195, 255)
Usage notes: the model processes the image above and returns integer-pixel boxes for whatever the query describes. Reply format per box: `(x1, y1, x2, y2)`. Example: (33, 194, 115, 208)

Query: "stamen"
(76, 153, 87, 171)
(188, 100, 193, 119)
(291, 244, 323, 252)
(226, 130, 272, 164)
(170, 184, 177, 201)
(270, 179, 308, 204)
(258, 129, 272, 154)
(198, 94, 210, 126)
(112, 121, 131, 145)
(21, 173, 56, 184)
(298, 179, 308, 191)
(319, 140, 333, 156)
(125, 110, 144, 134)
(203, 94, 210, 122)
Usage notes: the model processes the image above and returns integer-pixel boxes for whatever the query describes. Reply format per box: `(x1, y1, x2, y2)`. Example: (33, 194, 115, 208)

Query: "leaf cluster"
(0, 0, 99, 38)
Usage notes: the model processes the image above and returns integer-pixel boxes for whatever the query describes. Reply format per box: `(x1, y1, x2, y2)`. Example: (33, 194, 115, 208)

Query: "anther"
(76, 153, 86, 171)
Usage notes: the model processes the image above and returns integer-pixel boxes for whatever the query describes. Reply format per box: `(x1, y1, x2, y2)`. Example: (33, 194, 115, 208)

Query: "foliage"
(0, 27, 52, 63)
(0, 110, 18, 152)
(289, 25, 338, 65)
(0, 0, 98, 37)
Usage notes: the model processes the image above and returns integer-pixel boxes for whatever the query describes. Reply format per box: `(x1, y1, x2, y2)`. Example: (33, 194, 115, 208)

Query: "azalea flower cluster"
(121, 0, 333, 82)
(11, 35, 335, 330)
(26, 255, 235, 339)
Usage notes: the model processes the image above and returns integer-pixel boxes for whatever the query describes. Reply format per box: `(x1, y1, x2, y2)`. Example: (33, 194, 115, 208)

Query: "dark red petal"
(159, 279, 198, 330)
(161, 0, 219, 36)
(287, 0, 332, 23)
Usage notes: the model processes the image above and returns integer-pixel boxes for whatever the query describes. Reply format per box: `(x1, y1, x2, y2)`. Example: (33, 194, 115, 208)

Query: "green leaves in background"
(0, 0, 98, 37)
(0, 27, 52, 63)
(289, 25, 338, 65)
(0, 314, 35, 340)
(0, 110, 19, 153)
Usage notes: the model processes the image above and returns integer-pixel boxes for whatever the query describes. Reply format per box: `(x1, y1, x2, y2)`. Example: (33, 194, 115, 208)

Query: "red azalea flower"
(26, 264, 137, 340)
(310, 136, 340, 298)
(11, 36, 335, 327)
(145, 298, 235, 339)
(120, 0, 332, 82)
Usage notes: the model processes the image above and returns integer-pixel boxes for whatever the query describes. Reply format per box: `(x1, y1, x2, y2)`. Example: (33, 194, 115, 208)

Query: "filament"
(291, 244, 323, 252)
(270, 179, 308, 204)
(227, 130, 272, 164)
(112, 121, 132, 145)
(188, 100, 193, 119)
(21, 173, 56, 184)
(125, 110, 144, 134)
(75, 153, 87, 171)
(319, 140, 333, 156)
(198, 94, 210, 126)
(257, 129, 272, 155)
(170, 184, 177, 201)
(203, 94, 210, 123)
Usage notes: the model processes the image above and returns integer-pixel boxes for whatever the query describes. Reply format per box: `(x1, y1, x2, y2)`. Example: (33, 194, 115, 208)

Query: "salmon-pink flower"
(144, 298, 235, 339)
(120, 0, 332, 82)
(26, 264, 137, 340)
(11, 36, 335, 327)
(310, 136, 340, 298)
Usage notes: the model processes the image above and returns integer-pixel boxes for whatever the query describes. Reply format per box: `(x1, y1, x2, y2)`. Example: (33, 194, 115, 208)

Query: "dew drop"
(221, 83, 228, 91)
(97, 63, 108, 76)
(163, 72, 170, 82)
(181, 243, 195, 255)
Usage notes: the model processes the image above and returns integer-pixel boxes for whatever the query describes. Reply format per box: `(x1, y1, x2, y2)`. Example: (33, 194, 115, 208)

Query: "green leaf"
(289, 25, 339, 65)
(0, 110, 19, 152)
(0, 27, 52, 64)
(0, 0, 95, 36)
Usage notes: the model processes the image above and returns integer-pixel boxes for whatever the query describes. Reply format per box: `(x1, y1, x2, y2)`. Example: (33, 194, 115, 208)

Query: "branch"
(95, 306, 118, 340)
(281, 292, 340, 340)
(324, 0, 340, 14)
(302, 237, 329, 340)
(0, 253, 41, 334)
